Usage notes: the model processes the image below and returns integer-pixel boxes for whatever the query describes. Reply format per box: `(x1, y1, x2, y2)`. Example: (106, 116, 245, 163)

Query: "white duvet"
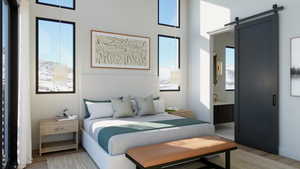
(83, 113, 215, 156)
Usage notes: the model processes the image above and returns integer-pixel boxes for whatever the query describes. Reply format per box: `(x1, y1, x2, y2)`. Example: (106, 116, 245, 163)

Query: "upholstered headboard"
(80, 73, 159, 118)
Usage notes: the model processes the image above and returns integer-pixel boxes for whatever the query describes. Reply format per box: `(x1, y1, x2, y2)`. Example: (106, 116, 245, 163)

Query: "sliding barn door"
(235, 14, 279, 154)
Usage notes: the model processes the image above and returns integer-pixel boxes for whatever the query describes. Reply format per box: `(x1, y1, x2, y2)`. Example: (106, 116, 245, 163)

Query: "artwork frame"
(91, 30, 151, 70)
(290, 36, 300, 97)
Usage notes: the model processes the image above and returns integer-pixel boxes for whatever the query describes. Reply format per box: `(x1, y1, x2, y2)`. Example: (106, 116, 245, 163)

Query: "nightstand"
(168, 110, 195, 119)
(39, 119, 79, 156)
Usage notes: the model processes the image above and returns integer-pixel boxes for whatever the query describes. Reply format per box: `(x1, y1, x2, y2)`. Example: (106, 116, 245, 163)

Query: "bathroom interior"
(212, 30, 235, 140)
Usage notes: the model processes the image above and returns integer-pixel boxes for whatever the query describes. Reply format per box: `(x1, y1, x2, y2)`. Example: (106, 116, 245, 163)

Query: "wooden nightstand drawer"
(40, 124, 76, 135)
(40, 120, 78, 135)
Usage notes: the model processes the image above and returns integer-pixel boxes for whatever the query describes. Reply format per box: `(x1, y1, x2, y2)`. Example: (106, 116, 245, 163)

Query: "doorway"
(210, 28, 235, 141)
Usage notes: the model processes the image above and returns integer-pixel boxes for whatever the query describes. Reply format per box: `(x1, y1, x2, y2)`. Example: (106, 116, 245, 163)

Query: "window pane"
(38, 0, 74, 9)
(159, 35, 180, 91)
(225, 47, 235, 90)
(2, 0, 9, 167)
(159, 0, 179, 27)
(37, 19, 75, 93)
(61, 0, 74, 9)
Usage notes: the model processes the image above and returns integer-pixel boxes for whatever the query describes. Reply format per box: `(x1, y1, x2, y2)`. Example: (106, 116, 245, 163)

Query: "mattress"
(83, 113, 215, 155)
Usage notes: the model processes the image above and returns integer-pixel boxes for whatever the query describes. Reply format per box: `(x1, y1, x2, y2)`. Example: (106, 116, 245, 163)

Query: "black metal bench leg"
(225, 151, 231, 169)
(136, 165, 160, 169)
(199, 158, 224, 169)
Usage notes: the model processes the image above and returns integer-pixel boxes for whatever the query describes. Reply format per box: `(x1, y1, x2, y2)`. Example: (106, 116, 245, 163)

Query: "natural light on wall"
(197, 1, 231, 113)
(199, 49, 210, 109)
(200, 1, 231, 39)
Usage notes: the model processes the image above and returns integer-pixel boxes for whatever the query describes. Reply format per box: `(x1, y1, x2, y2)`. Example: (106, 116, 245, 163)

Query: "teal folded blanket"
(98, 118, 206, 153)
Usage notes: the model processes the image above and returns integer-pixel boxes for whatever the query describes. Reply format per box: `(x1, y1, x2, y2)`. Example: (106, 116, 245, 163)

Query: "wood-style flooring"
(26, 145, 300, 169)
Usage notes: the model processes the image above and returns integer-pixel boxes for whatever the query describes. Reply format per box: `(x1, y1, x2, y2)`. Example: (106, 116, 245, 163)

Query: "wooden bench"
(126, 136, 237, 169)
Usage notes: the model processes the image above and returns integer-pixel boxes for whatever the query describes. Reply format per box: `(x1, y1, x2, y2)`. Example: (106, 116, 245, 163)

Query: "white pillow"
(86, 102, 114, 120)
(111, 97, 136, 118)
(135, 95, 156, 116)
(154, 99, 165, 113)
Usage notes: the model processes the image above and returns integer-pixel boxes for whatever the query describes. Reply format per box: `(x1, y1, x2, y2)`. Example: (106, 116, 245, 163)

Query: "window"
(36, 18, 75, 94)
(36, 0, 75, 10)
(158, 0, 180, 28)
(158, 35, 180, 91)
(225, 46, 235, 91)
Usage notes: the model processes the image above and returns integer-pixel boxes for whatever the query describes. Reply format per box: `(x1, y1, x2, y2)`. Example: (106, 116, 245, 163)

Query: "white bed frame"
(82, 129, 136, 169)
(82, 126, 216, 169)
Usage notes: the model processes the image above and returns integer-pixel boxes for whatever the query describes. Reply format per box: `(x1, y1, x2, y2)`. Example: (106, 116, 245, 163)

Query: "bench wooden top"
(126, 136, 237, 168)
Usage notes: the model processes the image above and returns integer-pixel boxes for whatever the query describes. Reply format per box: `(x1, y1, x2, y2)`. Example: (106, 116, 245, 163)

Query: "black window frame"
(158, 0, 180, 28)
(36, 0, 76, 10)
(158, 34, 181, 92)
(1, 1, 3, 167)
(1, 0, 19, 168)
(225, 46, 235, 91)
(36, 17, 76, 94)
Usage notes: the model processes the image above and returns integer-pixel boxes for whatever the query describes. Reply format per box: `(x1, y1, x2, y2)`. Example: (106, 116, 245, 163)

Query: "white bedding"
(83, 113, 215, 155)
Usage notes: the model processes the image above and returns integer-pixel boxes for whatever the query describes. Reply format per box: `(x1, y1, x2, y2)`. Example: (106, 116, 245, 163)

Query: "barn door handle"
(273, 95, 277, 106)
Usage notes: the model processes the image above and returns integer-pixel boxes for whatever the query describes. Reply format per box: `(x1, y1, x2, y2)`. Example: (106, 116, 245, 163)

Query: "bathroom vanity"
(214, 102, 234, 125)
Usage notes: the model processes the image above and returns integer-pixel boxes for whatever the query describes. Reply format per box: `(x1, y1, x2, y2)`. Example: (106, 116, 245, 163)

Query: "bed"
(82, 113, 215, 169)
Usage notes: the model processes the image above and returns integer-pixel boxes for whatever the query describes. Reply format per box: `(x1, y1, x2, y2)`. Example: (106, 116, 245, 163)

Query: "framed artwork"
(91, 30, 151, 70)
(291, 37, 300, 96)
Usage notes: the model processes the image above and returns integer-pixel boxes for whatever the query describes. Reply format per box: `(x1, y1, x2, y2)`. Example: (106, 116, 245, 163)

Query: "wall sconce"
(217, 61, 223, 76)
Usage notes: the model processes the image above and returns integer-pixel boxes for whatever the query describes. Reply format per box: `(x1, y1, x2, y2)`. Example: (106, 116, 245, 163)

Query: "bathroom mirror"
(291, 37, 300, 96)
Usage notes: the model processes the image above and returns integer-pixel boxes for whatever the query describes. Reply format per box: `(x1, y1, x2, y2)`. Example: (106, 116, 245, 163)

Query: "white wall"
(29, 0, 188, 149)
(213, 31, 234, 103)
(188, 0, 300, 161)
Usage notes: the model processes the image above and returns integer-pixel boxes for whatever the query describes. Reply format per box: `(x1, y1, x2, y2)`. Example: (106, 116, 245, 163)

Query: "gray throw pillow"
(111, 97, 135, 118)
(135, 95, 156, 116)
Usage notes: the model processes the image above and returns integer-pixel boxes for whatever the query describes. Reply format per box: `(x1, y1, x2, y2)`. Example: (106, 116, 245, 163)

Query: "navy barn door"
(234, 14, 279, 154)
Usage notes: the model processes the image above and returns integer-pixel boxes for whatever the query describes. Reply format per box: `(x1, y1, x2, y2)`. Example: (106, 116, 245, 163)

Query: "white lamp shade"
(53, 64, 69, 82)
(170, 69, 181, 85)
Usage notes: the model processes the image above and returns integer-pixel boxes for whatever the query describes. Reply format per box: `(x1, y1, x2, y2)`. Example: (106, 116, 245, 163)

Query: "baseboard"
(279, 146, 300, 161)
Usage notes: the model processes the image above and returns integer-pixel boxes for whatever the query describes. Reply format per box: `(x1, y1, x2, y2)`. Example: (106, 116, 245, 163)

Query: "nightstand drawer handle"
(55, 127, 65, 131)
